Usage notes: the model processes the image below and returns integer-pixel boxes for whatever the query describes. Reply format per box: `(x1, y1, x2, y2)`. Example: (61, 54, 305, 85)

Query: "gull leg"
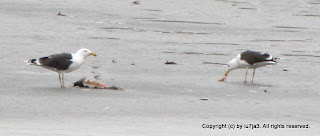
(61, 73, 65, 88)
(251, 68, 256, 83)
(244, 68, 248, 83)
(59, 73, 63, 88)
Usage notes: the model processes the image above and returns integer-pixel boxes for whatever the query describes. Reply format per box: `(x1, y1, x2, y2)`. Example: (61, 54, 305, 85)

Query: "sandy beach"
(0, 0, 319, 135)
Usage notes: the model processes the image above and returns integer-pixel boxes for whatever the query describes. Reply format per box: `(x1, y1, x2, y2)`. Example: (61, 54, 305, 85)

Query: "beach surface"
(0, 0, 319, 135)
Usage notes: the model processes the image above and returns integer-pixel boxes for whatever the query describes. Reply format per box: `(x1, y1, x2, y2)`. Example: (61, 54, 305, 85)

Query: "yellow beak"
(89, 53, 97, 56)
(218, 70, 230, 82)
(225, 71, 229, 77)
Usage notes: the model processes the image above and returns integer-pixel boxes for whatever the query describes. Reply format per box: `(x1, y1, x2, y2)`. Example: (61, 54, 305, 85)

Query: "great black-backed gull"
(219, 50, 277, 83)
(26, 48, 97, 88)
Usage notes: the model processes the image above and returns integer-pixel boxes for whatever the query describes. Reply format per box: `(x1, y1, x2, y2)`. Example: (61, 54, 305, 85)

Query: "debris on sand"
(283, 68, 288, 71)
(57, 12, 66, 16)
(73, 69, 123, 90)
(92, 66, 99, 69)
(74, 78, 104, 88)
(264, 90, 268, 93)
(218, 77, 226, 82)
(165, 61, 177, 65)
(74, 77, 123, 90)
(200, 98, 209, 101)
(132, 1, 140, 5)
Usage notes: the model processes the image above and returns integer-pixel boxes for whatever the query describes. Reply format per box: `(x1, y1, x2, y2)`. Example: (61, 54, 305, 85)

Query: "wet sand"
(0, 0, 319, 135)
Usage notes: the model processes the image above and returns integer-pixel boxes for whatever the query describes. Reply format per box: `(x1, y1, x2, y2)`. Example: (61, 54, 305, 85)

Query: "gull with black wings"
(219, 50, 277, 83)
(26, 48, 97, 88)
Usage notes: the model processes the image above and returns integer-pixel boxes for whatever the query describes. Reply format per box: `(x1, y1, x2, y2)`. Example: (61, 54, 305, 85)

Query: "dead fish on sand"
(73, 70, 123, 90)
(74, 78, 123, 90)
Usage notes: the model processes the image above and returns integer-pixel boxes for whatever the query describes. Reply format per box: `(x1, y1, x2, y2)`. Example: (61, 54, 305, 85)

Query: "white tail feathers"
(25, 60, 33, 65)
(25, 59, 41, 65)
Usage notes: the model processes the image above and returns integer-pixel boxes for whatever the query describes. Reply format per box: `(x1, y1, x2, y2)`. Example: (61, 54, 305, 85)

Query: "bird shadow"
(222, 81, 274, 87)
(31, 86, 79, 91)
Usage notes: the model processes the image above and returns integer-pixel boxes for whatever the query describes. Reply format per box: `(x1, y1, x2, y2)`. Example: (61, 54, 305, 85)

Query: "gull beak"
(224, 70, 230, 77)
(218, 69, 230, 82)
(89, 53, 97, 56)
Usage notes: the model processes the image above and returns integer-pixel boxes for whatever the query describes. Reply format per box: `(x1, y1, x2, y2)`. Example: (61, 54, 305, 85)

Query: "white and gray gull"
(219, 50, 277, 83)
(26, 48, 97, 88)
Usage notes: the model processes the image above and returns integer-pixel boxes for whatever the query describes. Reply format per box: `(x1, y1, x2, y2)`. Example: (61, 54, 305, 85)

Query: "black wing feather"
(39, 53, 73, 70)
(240, 50, 271, 65)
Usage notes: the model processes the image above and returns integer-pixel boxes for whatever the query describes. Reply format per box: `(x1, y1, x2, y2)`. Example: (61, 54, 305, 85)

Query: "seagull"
(26, 48, 97, 88)
(219, 50, 277, 83)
